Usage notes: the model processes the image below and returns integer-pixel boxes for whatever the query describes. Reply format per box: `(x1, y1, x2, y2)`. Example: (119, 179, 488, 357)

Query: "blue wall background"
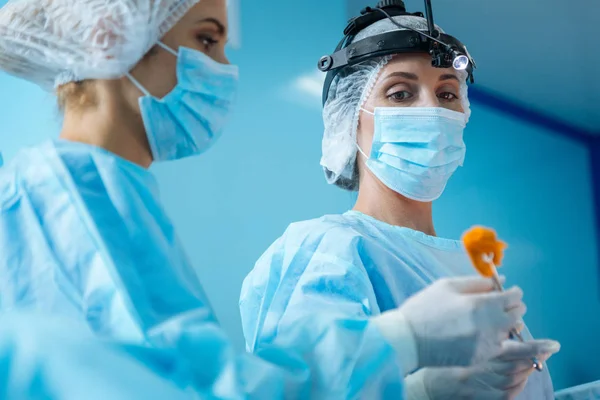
(437, 104, 599, 389)
(0, 0, 598, 391)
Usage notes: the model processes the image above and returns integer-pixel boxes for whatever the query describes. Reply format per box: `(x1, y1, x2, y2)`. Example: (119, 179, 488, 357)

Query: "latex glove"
(375, 276, 526, 370)
(411, 339, 561, 400)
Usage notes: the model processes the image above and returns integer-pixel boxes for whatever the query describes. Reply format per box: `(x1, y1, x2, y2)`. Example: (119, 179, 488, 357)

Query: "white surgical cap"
(0, 0, 201, 90)
(321, 16, 472, 191)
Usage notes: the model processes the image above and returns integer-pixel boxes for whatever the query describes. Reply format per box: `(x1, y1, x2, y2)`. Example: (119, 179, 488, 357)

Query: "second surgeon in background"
(240, 8, 560, 400)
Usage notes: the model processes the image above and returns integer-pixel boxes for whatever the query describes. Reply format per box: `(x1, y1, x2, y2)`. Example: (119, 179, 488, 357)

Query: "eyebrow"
(196, 18, 226, 35)
(382, 71, 461, 83)
(439, 74, 460, 82)
(383, 71, 419, 82)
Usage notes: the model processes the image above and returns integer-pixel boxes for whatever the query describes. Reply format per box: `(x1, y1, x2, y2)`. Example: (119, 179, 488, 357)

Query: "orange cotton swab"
(462, 226, 507, 280)
(461, 226, 543, 372)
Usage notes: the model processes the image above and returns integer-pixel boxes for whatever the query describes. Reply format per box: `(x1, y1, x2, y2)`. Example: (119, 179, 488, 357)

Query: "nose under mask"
(126, 41, 239, 162)
(357, 107, 467, 202)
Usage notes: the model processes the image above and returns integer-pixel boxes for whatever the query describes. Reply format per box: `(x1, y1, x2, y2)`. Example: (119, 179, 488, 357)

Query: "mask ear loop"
(155, 41, 178, 57)
(356, 108, 375, 160)
(361, 108, 375, 116)
(125, 41, 179, 97)
(356, 142, 369, 160)
(125, 72, 151, 97)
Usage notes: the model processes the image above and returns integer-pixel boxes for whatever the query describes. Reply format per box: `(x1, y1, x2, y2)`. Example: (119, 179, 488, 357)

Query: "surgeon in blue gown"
(0, 0, 553, 398)
(0, 0, 240, 344)
(240, 13, 562, 400)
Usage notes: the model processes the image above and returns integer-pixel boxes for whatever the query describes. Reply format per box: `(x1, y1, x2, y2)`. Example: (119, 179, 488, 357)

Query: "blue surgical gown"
(240, 210, 555, 400)
(0, 311, 192, 400)
(0, 140, 403, 399)
(555, 380, 600, 400)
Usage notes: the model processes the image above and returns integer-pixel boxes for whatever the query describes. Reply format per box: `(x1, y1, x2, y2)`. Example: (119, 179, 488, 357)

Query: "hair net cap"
(321, 16, 472, 191)
(0, 0, 201, 90)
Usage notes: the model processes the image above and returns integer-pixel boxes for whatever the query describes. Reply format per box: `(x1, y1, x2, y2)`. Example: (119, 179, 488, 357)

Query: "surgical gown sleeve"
(0, 309, 392, 400)
(240, 220, 407, 399)
(0, 142, 397, 399)
(0, 311, 193, 400)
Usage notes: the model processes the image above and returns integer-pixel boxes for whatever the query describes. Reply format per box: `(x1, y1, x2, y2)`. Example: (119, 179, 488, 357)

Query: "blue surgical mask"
(358, 107, 467, 202)
(126, 42, 238, 162)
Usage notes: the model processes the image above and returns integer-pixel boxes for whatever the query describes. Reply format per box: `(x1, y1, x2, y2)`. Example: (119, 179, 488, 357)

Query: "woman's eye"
(197, 34, 219, 51)
(438, 92, 459, 101)
(388, 91, 413, 102)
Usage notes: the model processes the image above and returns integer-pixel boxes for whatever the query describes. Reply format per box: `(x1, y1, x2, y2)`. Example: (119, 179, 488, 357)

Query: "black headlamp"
(318, 0, 476, 105)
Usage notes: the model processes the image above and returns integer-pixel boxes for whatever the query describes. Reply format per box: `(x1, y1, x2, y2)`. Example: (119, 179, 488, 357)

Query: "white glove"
(374, 276, 526, 370)
(412, 339, 561, 400)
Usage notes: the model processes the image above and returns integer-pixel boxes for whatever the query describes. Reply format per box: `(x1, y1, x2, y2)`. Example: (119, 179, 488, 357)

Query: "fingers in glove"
(495, 340, 560, 361)
(490, 358, 538, 375)
(477, 286, 523, 310)
(444, 276, 498, 294)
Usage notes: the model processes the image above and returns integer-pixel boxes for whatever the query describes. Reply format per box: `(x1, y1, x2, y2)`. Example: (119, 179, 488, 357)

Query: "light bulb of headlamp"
(452, 54, 469, 71)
